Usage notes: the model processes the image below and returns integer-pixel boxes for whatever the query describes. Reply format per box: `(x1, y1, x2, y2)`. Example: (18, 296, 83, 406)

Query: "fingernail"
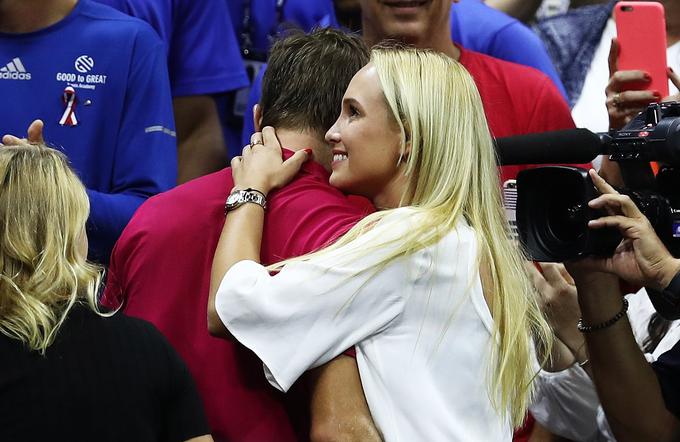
(644, 72, 651, 81)
(303, 149, 313, 156)
(669, 67, 675, 74)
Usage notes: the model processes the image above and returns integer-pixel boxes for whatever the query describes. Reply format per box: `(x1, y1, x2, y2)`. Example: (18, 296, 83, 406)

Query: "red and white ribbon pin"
(59, 86, 78, 127)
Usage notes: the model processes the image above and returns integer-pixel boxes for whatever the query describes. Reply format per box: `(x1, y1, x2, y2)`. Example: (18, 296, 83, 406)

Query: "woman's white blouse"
(215, 210, 511, 441)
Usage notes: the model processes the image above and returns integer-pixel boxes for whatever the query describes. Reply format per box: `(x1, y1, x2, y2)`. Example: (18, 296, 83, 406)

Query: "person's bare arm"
(174, 95, 228, 184)
(567, 270, 679, 441)
(307, 355, 382, 442)
(565, 169, 680, 441)
(207, 128, 308, 337)
(483, 0, 542, 22)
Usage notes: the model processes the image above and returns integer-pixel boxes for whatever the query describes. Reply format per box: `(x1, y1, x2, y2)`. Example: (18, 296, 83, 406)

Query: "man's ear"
(253, 104, 263, 132)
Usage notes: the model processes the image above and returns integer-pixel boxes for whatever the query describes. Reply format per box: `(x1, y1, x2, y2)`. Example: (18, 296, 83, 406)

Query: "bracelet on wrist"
(577, 298, 629, 333)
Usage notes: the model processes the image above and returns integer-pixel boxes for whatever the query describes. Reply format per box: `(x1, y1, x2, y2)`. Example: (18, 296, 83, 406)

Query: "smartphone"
(614, 1, 669, 97)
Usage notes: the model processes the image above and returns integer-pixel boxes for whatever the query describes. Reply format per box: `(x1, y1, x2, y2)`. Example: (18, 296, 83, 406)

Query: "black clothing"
(0, 305, 209, 442)
(654, 339, 680, 420)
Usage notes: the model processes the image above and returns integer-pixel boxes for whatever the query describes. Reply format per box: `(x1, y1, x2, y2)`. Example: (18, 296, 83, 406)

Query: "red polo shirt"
(458, 47, 591, 181)
(103, 151, 373, 442)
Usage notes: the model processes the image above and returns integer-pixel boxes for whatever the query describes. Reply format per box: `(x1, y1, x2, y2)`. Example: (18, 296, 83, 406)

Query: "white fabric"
(571, 19, 680, 169)
(530, 288, 680, 441)
(215, 209, 511, 442)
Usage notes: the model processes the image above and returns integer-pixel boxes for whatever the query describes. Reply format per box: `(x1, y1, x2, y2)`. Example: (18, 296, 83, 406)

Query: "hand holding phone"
(615, 1, 668, 96)
(606, 2, 670, 129)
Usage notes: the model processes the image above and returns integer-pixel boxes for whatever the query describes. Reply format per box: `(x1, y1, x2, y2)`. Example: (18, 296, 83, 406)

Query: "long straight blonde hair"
(0, 145, 103, 354)
(271, 46, 552, 426)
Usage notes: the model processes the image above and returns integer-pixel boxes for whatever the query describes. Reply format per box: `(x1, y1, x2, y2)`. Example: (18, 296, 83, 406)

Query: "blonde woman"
(0, 145, 212, 442)
(209, 47, 551, 440)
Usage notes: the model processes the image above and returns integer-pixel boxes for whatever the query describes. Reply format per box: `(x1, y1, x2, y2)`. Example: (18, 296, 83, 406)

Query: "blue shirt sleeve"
(450, 0, 568, 101)
(86, 27, 176, 262)
(169, 0, 248, 96)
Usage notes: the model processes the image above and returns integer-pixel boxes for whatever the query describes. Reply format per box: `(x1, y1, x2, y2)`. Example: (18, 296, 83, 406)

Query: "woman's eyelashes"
(348, 103, 360, 119)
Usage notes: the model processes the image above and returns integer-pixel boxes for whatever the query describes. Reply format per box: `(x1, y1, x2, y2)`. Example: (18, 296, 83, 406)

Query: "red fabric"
(459, 48, 591, 182)
(104, 50, 582, 442)
(102, 151, 373, 442)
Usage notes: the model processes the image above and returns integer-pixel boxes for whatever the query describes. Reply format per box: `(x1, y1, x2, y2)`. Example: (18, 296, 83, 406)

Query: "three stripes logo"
(0, 57, 31, 80)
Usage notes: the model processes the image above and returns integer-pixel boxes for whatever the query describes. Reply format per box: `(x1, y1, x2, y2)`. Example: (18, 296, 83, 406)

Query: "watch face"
(226, 191, 242, 208)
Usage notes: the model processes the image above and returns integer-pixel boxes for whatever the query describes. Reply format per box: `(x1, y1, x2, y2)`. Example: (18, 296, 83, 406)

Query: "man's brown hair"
(260, 28, 370, 138)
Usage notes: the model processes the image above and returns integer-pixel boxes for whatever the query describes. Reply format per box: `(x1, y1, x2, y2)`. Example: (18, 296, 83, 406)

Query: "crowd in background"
(2, 0, 680, 441)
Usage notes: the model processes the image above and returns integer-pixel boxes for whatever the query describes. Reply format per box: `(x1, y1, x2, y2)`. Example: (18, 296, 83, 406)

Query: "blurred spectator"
(450, 0, 567, 98)
(96, 0, 249, 183)
(534, 0, 679, 130)
(564, 169, 680, 441)
(223, 0, 338, 160)
(103, 29, 378, 442)
(0, 145, 211, 442)
(528, 262, 680, 441)
(0, 0, 176, 263)
(486, 0, 609, 22)
(246, 0, 579, 183)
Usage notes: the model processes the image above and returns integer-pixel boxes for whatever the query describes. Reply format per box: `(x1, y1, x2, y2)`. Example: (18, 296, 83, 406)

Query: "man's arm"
(174, 95, 228, 184)
(87, 27, 177, 262)
(307, 356, 382, 442)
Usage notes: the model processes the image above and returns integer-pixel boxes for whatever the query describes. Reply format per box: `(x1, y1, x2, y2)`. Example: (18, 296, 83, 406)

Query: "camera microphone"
(495, 129, 604, 165)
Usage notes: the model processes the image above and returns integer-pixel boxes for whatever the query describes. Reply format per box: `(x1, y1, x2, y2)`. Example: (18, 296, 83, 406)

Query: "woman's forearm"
(208, 203, 265, 336)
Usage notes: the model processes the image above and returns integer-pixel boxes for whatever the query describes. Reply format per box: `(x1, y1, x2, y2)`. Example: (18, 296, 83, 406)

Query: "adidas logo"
(0, 58, 31, 80)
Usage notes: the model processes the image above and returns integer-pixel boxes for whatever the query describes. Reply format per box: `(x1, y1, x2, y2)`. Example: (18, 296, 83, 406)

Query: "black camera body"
(516, 102, 680, 262)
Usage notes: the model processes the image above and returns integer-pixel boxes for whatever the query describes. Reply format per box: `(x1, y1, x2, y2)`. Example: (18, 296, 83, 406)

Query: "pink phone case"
(614, 1, 669, 97)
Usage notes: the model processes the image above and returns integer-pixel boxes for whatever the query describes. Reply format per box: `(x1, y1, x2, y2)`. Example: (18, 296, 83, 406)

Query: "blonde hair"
(0, 144, 104, 354)
(271, 47, 552, 426)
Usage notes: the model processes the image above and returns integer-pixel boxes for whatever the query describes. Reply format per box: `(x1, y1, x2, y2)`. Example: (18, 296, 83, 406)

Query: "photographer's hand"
(606, 38, 661, 130)
(584, 169, 680, 291)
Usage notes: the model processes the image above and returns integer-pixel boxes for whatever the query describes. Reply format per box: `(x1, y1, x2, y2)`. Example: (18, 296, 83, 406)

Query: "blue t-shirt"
(96, 0, 249, 96)
(241, 1, 568, 146)
(0, 0, 176, 262)
(227, 0, 336, 60)
(225, 0, 337, 158)
(450, 0, 567, 99)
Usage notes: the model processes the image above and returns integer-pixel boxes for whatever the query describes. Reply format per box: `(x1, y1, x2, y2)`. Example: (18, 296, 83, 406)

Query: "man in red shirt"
(107, 5, 584, 441)
(103, 29, 378, 441)
(359, 0, 584, 183)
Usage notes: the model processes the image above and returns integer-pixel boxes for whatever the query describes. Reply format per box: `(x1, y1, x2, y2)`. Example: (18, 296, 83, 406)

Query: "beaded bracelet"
(577, 298, 629, 333)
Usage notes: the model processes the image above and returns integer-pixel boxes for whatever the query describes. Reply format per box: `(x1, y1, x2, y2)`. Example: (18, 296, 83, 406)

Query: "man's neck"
(362, 24, 460, 61)
(0, 0, 78, 34)
(275, 129, 324, 152)
(275, 128, 332, 173)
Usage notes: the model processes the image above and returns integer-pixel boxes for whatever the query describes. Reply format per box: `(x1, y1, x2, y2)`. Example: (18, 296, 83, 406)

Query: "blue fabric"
(225, 0, 338, 159)
(96, 0, 249, 96)
(226, 0, 337, 59)
(450, 0, 567, 100)
(0, 0, 176, 262)
(533, 1, 616, 106)
(654, 338, 680, 419)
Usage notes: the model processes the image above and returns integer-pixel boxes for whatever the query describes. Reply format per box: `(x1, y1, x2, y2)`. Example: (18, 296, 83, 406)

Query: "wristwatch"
(224, 188, 267, 214)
